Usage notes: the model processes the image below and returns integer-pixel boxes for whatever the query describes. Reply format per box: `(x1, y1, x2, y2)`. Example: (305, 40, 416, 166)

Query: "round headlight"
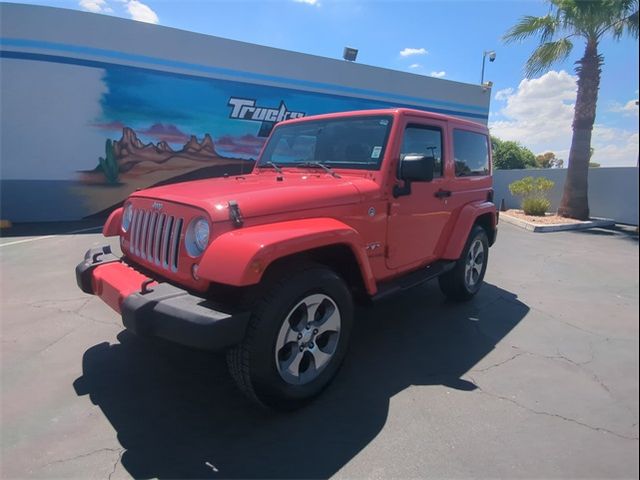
(186, 217, 210, 257)
(194, 218, 210, 251)
(122, 203, 133, 232)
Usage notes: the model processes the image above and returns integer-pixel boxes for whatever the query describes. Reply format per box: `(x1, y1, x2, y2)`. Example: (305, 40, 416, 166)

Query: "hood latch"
(228, 200, 244, 228)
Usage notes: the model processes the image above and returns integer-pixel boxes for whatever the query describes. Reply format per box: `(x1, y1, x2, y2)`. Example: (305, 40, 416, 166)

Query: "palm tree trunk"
(558, 40, 602, 220)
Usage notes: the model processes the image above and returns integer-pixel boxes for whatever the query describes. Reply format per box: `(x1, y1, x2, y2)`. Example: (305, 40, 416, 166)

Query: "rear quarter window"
(453, 129, 490, 177)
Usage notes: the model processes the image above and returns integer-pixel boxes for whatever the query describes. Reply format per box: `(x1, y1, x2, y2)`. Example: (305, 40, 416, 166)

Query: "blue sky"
(10, 0, 640, 165)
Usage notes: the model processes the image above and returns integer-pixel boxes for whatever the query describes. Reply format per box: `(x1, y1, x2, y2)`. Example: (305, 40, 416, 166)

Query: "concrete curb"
(500, 213, 616, 233)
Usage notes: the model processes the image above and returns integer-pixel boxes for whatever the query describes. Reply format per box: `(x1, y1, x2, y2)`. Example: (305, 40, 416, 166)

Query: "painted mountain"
(79, 127, 241, 185)
(74, 127, 251, 215)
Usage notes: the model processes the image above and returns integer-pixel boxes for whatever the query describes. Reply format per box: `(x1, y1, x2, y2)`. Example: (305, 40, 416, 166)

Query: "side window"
(400, 125, 443, 178)
(453, 129, 490, 177)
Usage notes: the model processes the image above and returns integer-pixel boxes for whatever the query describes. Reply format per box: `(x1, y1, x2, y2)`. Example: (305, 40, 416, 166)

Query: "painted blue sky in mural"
(94, 62, 482, 158)
(94, 66, 436, 158)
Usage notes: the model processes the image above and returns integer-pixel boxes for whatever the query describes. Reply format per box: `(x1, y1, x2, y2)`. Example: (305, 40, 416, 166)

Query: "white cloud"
(430, 71, 446, 78)
(79, 0, 112, 13)
(1, 61, 109, 180)
(494, 88, 513, 102)
(610, 99, 639, 116)
(489, 70, 638, 167)
(409, 63, 421, 69)
(125, 0, 158, 23)
(591, 127, 638, 166)
(293, 0, 320, 5)
(400, 47, 427, 57)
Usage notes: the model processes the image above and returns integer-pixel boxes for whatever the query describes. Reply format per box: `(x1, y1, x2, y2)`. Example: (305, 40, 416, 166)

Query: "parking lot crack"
(29, 297, 122, 327)
(512, 346, 616, 398)
(468, 375, 639, 441)
(472, 350, 526, 373)
(42, 447, 124, 468)
(528, 305, 619, 341)
(108, 449, 125, 480)
(36, 328, 78, 355)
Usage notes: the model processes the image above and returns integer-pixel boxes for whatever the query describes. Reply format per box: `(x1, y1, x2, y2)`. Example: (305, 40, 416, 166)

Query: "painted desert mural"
(2, 55, 402, 221)
(66, 66, 391, 217)
(75, 125, 253, 214)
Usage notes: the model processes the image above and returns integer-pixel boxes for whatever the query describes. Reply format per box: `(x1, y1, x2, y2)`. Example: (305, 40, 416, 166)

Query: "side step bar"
(372, 260, 456, 302)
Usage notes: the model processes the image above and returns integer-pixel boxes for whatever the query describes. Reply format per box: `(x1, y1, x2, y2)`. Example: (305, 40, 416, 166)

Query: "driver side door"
(385, 118, 452, 270)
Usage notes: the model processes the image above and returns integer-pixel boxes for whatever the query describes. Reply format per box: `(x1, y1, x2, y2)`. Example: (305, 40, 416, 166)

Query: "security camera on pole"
(481, 50, 496, 85)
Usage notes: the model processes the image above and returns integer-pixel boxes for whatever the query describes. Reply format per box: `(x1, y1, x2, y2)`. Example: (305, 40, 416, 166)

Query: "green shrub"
(522, 197, 551, 216)
(508, 176, 554, 216)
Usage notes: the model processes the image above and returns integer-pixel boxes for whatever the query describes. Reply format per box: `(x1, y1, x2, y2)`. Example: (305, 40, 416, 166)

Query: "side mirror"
(399, 154, 435, 182)
(394, 154, 435, 198)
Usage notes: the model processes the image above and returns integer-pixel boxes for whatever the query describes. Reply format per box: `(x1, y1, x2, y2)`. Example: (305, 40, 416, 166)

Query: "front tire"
(227, 265, 354, 410)
(439, 225, 489, 301)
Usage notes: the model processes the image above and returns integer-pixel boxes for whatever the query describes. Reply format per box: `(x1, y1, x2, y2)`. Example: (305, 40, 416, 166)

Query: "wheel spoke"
(316, 307, 340, 335)
(281, 348, 304, 378)
(287, 303, 308, 332)
(283, 327, 299, 345)
(310, 346, 332, 370)
(305, 300, 322, 327)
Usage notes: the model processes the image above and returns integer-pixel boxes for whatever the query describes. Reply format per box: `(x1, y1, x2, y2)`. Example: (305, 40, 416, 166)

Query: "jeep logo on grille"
(152, 202, 163, 210)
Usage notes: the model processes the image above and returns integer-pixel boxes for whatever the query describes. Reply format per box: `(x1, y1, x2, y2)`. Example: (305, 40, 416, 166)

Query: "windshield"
(258, 115, 393, 170)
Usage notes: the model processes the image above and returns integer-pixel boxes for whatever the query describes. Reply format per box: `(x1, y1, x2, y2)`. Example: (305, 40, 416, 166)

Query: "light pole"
(481, 50, 496, 84)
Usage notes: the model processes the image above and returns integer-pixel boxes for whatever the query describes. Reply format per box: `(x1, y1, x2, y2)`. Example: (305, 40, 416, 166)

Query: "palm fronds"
(524, 38, 574, 77)
(503, 14, 559, 43)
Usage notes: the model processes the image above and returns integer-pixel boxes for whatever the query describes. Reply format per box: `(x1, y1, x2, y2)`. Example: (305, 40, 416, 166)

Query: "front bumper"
(76, 246, 250, 350)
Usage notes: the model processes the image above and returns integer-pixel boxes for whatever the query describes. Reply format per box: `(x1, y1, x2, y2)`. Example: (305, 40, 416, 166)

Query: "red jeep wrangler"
(76, 108, 497, 409)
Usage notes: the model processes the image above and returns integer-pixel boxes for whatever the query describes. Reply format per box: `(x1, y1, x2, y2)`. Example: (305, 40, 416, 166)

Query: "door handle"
(435, 189, 452, 199)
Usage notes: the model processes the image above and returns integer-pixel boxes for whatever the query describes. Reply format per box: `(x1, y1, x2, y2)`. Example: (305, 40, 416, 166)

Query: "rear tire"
(439, 225, 489, 301)
(227, 264, 353, 410)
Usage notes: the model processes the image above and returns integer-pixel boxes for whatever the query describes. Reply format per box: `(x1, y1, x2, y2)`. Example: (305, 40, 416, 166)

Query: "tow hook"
(140, 279, 155, 294)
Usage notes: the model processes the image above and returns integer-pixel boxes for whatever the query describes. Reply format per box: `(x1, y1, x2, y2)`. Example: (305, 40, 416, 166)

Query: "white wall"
(493, 167, 639, 225)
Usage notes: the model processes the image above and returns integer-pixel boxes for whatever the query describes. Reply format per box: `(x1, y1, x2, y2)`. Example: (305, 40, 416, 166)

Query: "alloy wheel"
(274, 293, 341, 385)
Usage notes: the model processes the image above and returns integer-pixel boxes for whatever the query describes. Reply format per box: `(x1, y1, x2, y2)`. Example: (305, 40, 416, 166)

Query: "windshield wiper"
(259, 161, 284, 174)
(296, 161, 341, 178)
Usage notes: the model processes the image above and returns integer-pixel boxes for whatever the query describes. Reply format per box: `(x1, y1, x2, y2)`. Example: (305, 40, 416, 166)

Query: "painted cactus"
(99, 139, 119, 184)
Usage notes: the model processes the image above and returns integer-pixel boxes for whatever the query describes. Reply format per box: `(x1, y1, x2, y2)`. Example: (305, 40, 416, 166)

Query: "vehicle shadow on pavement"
(73, 281, 529, 479)
(572, 225, 638, 243)
(0, 220, 106, 237)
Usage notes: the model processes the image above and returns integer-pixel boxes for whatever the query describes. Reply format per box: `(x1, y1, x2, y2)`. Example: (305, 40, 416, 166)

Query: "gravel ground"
(503, 209, 590, 225)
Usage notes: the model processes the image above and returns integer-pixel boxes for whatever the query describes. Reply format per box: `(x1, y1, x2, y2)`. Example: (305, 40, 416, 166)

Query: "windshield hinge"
(228, 200, 244, 228)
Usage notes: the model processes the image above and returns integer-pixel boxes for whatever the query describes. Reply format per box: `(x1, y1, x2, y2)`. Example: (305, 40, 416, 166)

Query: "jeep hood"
(132, 173, 369, 221)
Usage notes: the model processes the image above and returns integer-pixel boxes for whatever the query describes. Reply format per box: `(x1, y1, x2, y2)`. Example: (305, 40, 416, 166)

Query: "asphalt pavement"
(1, 222, 638, 479)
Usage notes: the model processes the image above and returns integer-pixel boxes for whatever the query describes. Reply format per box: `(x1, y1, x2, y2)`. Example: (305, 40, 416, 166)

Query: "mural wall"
(1, 4, 490, 222)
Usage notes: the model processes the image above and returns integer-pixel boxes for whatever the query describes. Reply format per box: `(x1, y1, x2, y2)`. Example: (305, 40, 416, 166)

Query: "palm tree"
(504, 0, 638, 220)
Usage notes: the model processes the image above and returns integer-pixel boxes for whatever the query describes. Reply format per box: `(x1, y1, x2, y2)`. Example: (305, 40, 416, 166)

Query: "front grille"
(129, 208, 184, 272)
